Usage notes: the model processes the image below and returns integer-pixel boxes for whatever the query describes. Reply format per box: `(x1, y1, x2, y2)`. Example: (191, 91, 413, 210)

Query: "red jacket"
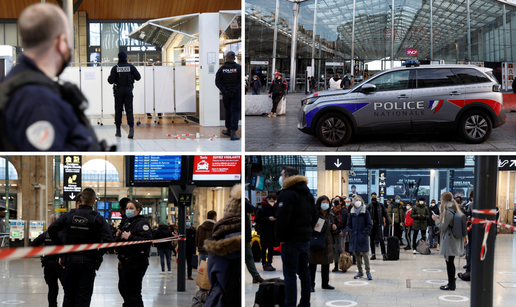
(405, 209, 414, 227)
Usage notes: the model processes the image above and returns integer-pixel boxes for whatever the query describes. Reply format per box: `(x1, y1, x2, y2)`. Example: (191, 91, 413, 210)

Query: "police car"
(298, 61, 506, 146)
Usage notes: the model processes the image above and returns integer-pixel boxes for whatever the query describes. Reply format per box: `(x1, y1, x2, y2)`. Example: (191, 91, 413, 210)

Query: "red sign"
(111, 211, 122, 219)
(192, 155, 241, 181)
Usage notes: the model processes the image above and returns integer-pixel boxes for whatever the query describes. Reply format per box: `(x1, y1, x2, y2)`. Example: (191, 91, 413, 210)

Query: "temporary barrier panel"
(144, 66, 154, 114)
(153, 66, 175, 113)
(175, 66, 197, 113)
(80, 67, 102, 115)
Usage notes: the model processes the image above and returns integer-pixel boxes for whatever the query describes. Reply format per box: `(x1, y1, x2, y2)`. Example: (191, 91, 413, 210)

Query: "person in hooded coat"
(203, 184, 241, 307)
(346, 195, 373, 280)
(153, 222, 173, 275)
(411, 197, 429, 254)
(255, 195, 278, 271)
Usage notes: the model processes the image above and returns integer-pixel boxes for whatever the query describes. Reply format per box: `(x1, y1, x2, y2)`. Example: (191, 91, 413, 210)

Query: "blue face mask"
(345, 202, 351, 207)
(126, 210, 135, 219)
(186, 222, 191, 227)
(279, 176, 283, 187)
(321, 203, 330, 211)
(396, 200, 400, 203)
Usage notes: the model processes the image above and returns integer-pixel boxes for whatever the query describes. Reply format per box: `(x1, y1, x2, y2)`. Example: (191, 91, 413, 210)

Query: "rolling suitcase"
(386, 212, 400, 260)
(254, 278, 285, 307)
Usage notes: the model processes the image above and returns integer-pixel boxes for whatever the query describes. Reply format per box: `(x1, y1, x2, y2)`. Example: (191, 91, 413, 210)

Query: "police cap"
(226, 51, 236, 58)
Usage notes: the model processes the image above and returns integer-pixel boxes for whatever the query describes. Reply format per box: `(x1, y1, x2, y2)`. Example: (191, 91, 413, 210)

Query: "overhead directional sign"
(63, 155, 82, 202)
(499, 156, 516, 171)
(325, 156, 351, 170)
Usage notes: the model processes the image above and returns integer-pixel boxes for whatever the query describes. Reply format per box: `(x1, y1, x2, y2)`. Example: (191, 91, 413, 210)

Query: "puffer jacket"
(346, 205, 372, 253)
(275, 175, 318, 244)
(386, 203, 405, 225)
(411, 202, 429, 230)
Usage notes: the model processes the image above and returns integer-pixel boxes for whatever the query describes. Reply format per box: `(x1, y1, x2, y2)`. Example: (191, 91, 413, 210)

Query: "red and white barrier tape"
(470, 217, 515, 261)
(472, 209, 497, 215)
(165, 134, 218, 141)
(0, 235, 185, 262)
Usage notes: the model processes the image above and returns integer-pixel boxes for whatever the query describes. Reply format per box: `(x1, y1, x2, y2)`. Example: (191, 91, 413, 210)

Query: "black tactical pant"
(120, 258, 149, 307)
(44, 259, 63, 307)
(62, 256, 96, 307)
(115, 86, 134, 127)
(222, 92, 241, 131)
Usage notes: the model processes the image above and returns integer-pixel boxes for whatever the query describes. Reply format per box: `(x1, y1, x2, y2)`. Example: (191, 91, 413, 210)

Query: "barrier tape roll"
(470, 217, 515, 261)
(0, 235, 185, 262)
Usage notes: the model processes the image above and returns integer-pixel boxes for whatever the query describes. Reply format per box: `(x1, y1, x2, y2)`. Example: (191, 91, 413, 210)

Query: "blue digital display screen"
(133, 155, 182, 181)
(97, 202, 106, 210)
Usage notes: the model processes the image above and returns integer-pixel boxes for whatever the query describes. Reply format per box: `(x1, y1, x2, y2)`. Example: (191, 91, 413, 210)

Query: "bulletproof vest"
(65, 209, 99, 245)
(0, 70, 107, 151)
(115, 64, 134, 87)
(221, 62, 240, 88)
(119, 217, 150, 258)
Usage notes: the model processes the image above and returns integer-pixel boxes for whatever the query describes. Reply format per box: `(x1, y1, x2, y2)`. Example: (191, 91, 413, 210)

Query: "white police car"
(298, 61, 506, 146)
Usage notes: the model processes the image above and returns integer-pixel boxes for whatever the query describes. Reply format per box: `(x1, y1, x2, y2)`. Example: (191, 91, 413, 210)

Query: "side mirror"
(361, 84, 376, 93)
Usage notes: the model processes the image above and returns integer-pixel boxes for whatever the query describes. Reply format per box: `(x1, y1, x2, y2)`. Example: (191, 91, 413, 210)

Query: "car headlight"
(302, 97, 319, 105)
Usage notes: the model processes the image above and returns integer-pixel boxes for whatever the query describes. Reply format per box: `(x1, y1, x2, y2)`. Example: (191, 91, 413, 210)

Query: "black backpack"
(0, 70, 113, 151)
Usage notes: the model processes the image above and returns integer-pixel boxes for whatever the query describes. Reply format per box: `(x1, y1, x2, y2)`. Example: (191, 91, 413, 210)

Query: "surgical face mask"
(345, 202, 351, 207)
(396, 200, 400, 203)
(431, 203, 436, 207)
(419, 201, 424, 205)
(254, 77, 257, 80)
(354, 201, 362, 208)
(278, 176, 283, 187)
(268, 201, 275, 206)
(126, 210, 135, 219)
(57, 37, 72, 77)
(186, 222, 191, 227)
(321, 202, 330, 211)
(371, 197, 377, 202)
(407, 206, 411, 210)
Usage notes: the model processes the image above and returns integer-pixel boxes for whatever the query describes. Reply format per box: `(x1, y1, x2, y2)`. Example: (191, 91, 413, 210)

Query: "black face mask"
(372, 197, 377, 202)
(57, 44, 72, 77)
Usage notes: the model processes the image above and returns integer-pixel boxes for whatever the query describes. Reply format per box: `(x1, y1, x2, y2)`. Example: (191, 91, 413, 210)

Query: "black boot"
(115, 126, 121, 137)
(128, 127, 134, 138)
(222, 129, 230, 136)
(440, 278, 456, 291)
(230, 130, 240, 141)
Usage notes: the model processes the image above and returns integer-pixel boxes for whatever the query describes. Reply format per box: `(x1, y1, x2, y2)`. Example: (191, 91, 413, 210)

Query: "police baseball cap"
(226, 51, 236, 58)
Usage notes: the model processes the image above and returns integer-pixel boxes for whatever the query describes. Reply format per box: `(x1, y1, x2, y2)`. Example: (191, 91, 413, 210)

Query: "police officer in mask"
(0, 3, 104, 151)
(31, 214, 64, 307)
(48, 188, 113, 307)
(116, 200, 152, 307)
(108, 52, 141, 139)
(215, 51, 241, 141)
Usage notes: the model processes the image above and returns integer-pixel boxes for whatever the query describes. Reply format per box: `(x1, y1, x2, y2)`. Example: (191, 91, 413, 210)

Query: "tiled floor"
(245, 92, 516, 152)
(92, 122, 241, 152)
(245, 234, 516, 307)
(0, 253, 201, 307)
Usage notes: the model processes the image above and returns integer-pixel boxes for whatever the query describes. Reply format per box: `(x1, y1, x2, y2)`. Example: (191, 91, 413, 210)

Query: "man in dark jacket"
(245, 198, 264, 284)
(331, 199, 349, 271)
(255, 195, 277, 271)
(367, 192, 390, 260)
(268, 72, 287, 117)
(251, 75, 262, 95)
(185, 218, 196, 280)
(427, 199, 440, 248)
(275, 166, 318, 307)
(196, 210, 217, 266)
(153, 223, 173, 274)
(387, 195, 406, 245)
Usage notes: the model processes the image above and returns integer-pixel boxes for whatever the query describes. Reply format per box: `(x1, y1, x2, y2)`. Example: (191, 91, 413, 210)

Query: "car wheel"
(458, 110, 492, 144)
(316, 113, 352, 146)
(252, 241, 261, 263)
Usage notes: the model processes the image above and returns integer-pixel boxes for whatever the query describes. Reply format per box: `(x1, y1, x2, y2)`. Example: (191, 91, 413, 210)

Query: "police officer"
(31, 214, 64, 307)
(115, 197, 130, 306)
(1, 3, 101, 151)
(215, 51, 241, 141)
(108, 52, 141, 139)
(115, 200, 152, 307)
(48, 188, 113, 307)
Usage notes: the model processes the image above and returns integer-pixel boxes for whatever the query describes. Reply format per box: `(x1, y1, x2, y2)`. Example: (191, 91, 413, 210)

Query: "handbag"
(310, 233, 326, 251)
(416, 239, 431, 255)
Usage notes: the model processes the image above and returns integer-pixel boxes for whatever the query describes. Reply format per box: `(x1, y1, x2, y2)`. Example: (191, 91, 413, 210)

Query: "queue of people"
(246, 166, 474, 307)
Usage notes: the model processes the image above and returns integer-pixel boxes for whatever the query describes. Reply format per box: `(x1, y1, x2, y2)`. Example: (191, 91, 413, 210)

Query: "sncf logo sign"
(406, 48, 418, 55)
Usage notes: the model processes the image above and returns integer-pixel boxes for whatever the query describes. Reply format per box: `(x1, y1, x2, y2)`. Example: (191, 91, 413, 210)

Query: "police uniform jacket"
(115, 214, 152, 260)
(3, 55, 94, 151)
(215, 61, 241, 94)
(48, 205, 113, 259)
(31, 231, 65, 261)
(107, 60, 141, 88)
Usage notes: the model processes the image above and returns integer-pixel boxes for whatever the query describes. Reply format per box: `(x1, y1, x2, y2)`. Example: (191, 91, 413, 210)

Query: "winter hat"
(223, 184, 241, 218)
(395, 195, 401, 200)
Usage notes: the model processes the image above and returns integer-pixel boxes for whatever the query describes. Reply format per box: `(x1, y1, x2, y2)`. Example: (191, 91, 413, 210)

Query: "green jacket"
(410, 202, 429, 230)
(386, 203, 405, 225)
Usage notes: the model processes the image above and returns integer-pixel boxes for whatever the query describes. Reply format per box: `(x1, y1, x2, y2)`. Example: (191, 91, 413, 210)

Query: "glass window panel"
(90, 23, 100, 46)
(368, 70, 410, 91)
(0, 24, 4, 45)
(416, 68, 459, 88)
(101, 23, 120, 63)
(5, 24, 17, 46)
(452, 68, 491, 84)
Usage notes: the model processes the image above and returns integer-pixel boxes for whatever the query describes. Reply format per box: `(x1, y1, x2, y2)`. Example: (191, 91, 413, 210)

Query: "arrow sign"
(325, 156, 351, 170)
(70, 193, 76, 200)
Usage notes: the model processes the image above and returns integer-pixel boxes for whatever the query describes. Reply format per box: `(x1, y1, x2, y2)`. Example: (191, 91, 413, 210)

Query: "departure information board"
(133, 155, 183, 181)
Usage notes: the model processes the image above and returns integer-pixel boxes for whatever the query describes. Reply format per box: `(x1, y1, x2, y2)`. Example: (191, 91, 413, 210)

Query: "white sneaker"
(413, 250, 417, 254)
(160, 272, 166, 275)
(168, 271, 172, 275)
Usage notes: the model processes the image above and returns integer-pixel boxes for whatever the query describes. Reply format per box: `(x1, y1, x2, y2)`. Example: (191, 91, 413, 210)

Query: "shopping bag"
(196, 260, 211, 290)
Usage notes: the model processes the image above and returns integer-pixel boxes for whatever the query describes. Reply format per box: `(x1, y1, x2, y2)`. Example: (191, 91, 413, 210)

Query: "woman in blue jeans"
(153, 222, 174, 274)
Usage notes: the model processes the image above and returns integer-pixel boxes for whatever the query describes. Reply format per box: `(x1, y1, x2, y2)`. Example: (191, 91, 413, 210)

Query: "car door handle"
(449, 91, 461, 96)
(397, 94, 409, 99)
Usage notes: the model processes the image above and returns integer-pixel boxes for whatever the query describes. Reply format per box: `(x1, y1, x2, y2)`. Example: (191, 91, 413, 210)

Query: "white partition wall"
(144, 66, 154, 114)
(80, 67, 102, 115)
(175, 66, 196, 113)
(59, 66, 81, 89)
(132, 66, 146, 115)
(101, 66, 116, 116)
(153, 66, 175, 113)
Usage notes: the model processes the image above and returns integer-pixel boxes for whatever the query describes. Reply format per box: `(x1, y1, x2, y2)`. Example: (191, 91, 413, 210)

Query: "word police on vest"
(117, 66, 131, 73)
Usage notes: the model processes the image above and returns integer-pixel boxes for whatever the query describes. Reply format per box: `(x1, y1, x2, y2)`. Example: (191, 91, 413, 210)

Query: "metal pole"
(311, 0, 318, 73)
(5, 155, 9, 248)
(391, 0, 394, 68)
(177, 203, 186, 292)
(430, 0, 433, 61)
(351, 0, 356, 75)
(290, 2, 300, 93)
(504, 5, 508, 62)
(272, 0, 280, 80)
(45, 156, 48, 228)
(467, 0, 471, 61)
(129, 187, 133, 200)
(63, 0, 74, 63)
(471, 156, 498, 307)
(54, 156, 61, 215)
(160, 187, 167, 224)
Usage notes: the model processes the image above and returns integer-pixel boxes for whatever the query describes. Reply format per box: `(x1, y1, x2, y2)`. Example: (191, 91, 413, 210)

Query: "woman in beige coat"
(432, 191, 466, 291)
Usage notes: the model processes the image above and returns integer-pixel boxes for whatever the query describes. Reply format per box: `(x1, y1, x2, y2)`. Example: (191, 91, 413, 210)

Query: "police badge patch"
(278, 202, 283, 207)
(143, 225, 150, 231)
